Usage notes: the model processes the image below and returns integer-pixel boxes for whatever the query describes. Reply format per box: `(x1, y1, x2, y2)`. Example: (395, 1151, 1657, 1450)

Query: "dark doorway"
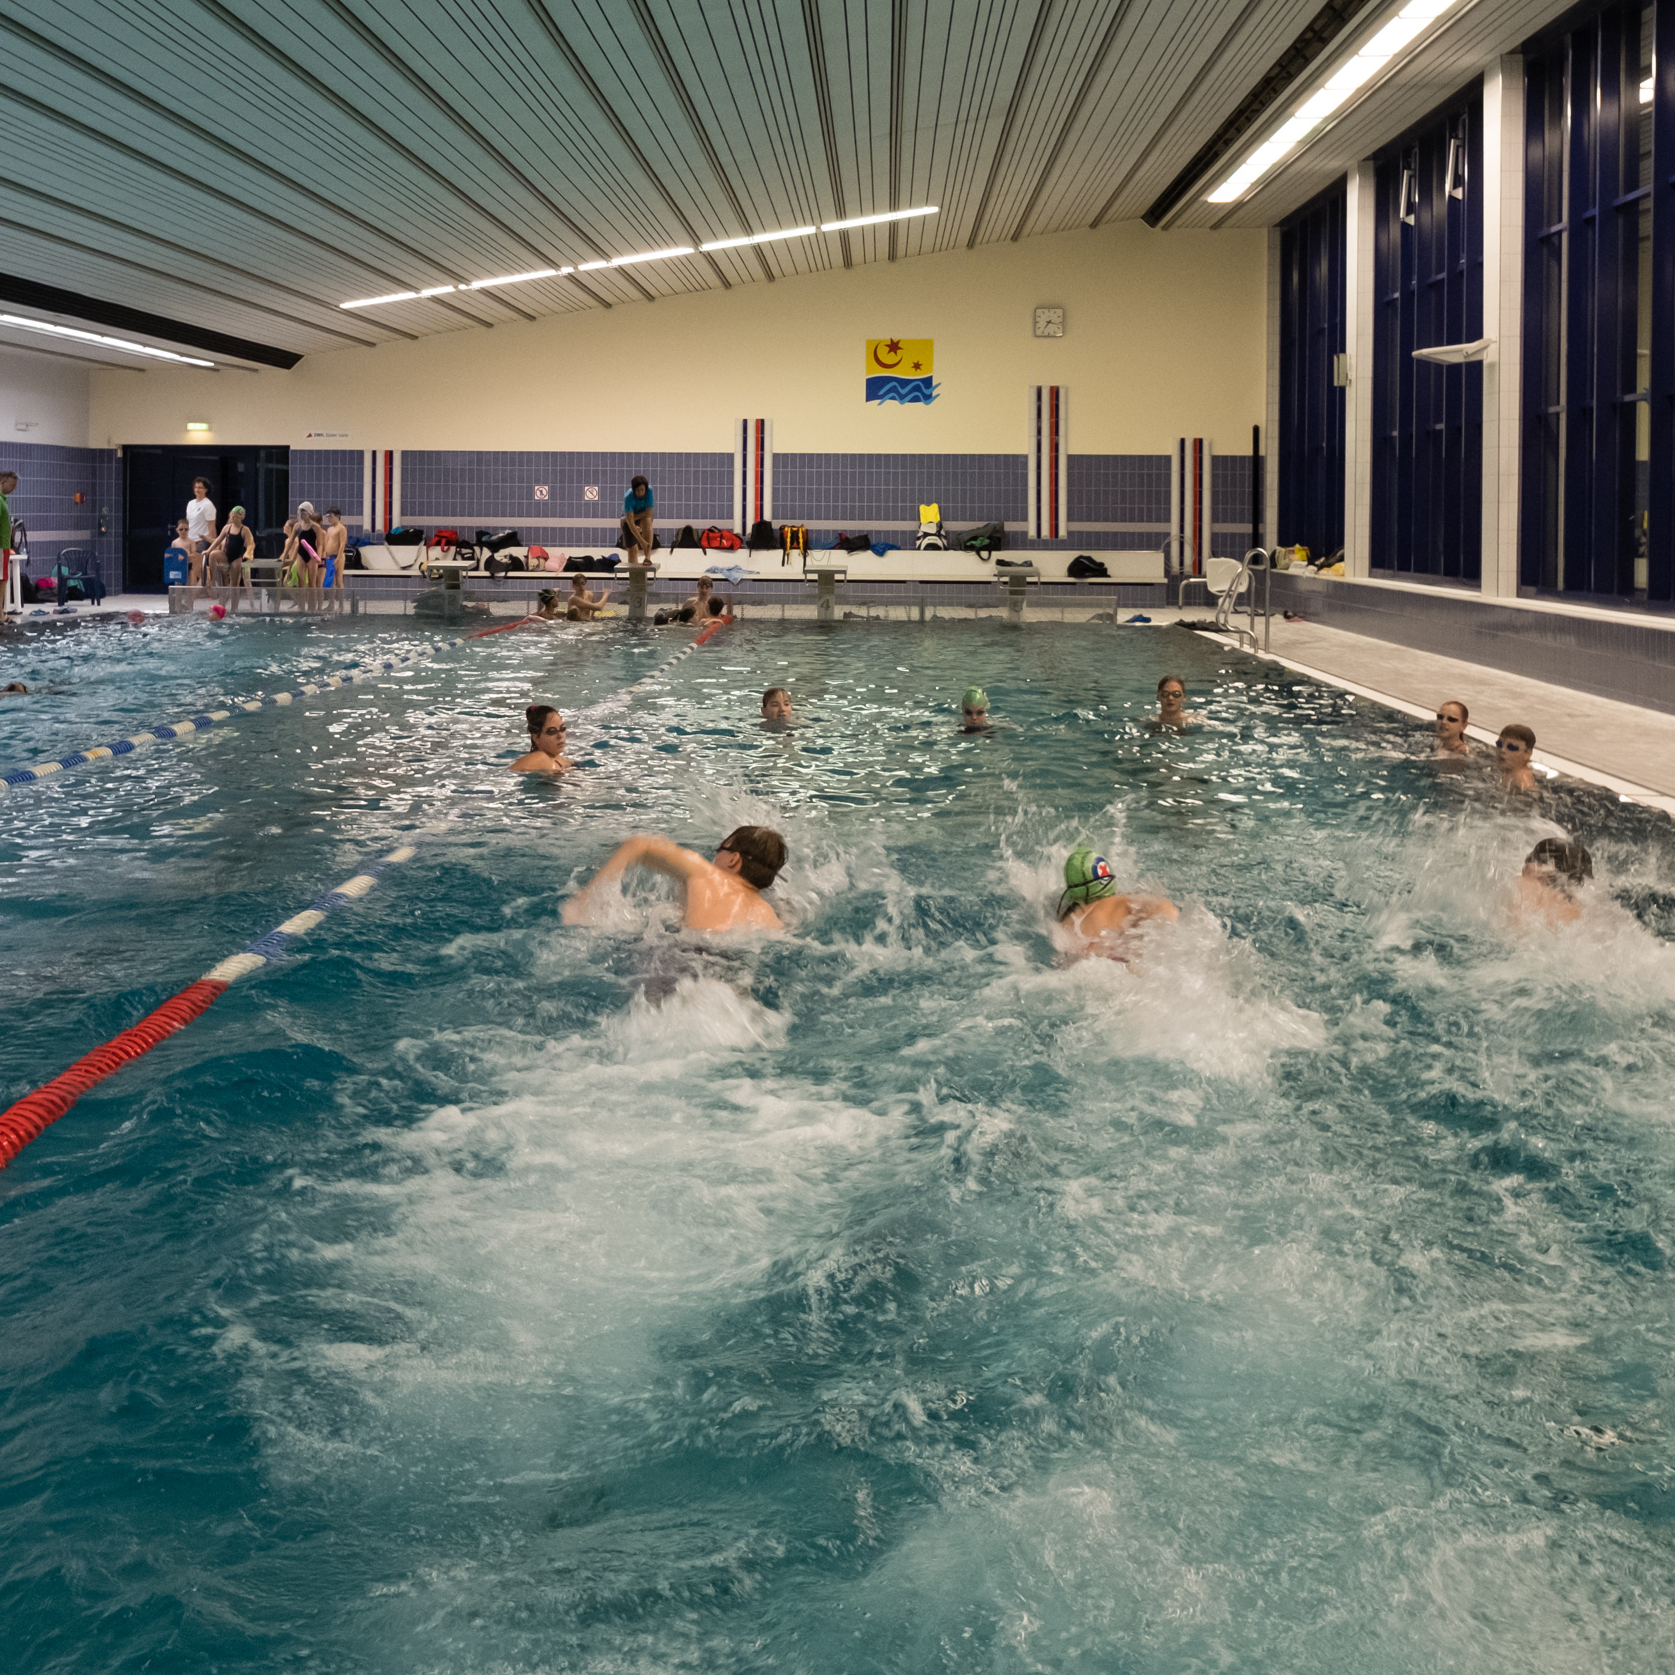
(123, 445, 289, 591)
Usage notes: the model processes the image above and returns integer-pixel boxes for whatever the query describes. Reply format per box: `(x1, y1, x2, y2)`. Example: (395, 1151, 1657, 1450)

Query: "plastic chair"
(48, 546, 107, 606)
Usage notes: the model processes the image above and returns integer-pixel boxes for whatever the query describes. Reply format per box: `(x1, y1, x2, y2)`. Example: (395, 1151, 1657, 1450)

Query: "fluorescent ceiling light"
(820, 205, 938, 231)
(342, 290, 418, 309)
(1643, 76, 1655, 102)
(1207, 0, 1461, 204)
(610, 246, 694, 266)
(468, 268, 560, 289)
(186, 421, 210, 431)
(0, 311, 216, 366)
(418, 285, 455, 297)
(577, 260, 609, 271)
(700, 225, 818, 251)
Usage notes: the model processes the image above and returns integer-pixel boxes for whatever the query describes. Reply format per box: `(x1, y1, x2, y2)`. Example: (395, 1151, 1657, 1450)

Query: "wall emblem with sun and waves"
(865, 338, 938, 405)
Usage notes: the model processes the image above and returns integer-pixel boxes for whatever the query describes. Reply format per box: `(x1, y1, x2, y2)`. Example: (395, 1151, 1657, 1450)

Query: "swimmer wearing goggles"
(1054, 845, 1178, 964)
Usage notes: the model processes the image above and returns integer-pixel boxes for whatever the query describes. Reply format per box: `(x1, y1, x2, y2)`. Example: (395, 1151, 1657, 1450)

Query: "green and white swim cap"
(1061, 846, 1118, 910)
(962, 686, 988, 710)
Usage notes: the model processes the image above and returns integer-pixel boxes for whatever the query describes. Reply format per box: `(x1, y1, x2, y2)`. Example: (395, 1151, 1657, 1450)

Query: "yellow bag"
(919, 502, 941, 524)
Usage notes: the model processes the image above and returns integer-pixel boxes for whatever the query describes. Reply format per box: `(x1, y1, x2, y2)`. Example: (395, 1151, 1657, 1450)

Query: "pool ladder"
(1178, 547, 1273, 654)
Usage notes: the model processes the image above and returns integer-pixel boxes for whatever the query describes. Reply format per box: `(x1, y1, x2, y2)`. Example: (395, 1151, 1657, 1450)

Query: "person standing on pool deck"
(321, 508, 349, 588)
(511, 704, 574, 774)
(1434, 699, 1471, 756)
(564, 826, 787, 932)
(1152, 676, 1201, 731)
(1, 469, 17, 601)
(186, 478, 217, 586)
(1053, 846, 1178, 964)
(621, 475, 654, 565)
(1496, 723, 1539, 792)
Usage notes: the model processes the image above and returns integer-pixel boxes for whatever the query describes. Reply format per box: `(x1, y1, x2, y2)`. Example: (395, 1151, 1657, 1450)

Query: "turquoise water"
(3, 613, 1675, 1673)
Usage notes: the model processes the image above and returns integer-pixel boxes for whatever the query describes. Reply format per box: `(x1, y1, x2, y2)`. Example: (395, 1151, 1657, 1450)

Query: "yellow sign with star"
(865, 338, 938, 404)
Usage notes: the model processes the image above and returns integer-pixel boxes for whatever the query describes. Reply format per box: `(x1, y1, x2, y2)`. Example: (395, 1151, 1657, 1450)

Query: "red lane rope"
(0, 979, 228, 1168)
(468, 613, 542, 640)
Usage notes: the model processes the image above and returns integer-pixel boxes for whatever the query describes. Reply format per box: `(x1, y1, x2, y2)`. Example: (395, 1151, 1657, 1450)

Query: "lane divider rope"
(0, 843, 421, 1168)
(0, 618, 730, 1170)
(2, 614, 540, 792)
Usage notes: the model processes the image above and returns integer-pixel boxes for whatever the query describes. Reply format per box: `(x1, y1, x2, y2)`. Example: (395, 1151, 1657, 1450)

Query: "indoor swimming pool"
(3, 614, 1674, 1673)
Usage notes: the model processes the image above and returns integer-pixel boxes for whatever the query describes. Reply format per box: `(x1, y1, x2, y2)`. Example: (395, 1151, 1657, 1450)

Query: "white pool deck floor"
(7, 593, 1673, 818)
(1174, 608, 1675, 818)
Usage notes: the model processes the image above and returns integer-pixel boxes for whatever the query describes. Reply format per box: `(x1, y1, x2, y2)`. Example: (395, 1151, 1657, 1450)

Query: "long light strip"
(0, 312, 215, 367)
(819, 205, 938, 231)
(467, 267, 561, 289)
(700, 225, 817, 251)
(611, 245, 694, 266)
(1207, 0, 1460, 204)
(338, 206, 939, 309)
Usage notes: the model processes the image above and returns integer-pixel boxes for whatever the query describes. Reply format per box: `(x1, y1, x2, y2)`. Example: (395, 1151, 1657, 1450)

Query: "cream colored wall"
(89, 222, 1266, 456)
(3, 349, 92, 449)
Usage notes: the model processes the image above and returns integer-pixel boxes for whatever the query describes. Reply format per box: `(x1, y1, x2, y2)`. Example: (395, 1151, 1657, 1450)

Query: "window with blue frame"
(1523, 3, 1672, 604)
(1370, 91, 1484, 580)
(1277, 183, 1346, 560)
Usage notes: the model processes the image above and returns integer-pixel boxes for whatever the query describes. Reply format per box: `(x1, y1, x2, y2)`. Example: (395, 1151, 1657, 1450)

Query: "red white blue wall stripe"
(733, 419, 772, 533)
(1027, 387, 1067, 541)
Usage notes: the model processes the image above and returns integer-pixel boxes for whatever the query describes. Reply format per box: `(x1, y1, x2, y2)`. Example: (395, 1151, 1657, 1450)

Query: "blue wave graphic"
(866, 375, 939, 405)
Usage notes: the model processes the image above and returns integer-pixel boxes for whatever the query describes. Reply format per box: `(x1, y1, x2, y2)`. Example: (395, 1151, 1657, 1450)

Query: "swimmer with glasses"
(1495, 723, 1539, 792)
(1150, 676, 1201, 731)
(511, 704, 573, 774)
(1052, 846, 1178, 965)
(1433, 699, 1471, 756)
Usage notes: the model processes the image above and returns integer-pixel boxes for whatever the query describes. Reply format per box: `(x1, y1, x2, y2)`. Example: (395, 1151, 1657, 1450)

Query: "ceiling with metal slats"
(0, 0, 1562, 370)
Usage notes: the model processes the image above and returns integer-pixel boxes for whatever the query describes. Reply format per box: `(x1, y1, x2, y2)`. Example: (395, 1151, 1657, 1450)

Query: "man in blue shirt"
(621, 475, 654, 564)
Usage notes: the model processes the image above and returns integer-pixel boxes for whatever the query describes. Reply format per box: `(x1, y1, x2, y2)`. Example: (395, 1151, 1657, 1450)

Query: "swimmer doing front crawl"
(564, 825, 787, 932)
(1052, 846, 1178, 964)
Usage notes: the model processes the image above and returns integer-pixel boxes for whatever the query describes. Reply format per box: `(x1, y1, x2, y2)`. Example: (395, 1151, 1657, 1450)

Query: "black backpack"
(1067, 554, 1110, 578)
(747, 518, 777, 550)
(672, 523, 700, 548)
(960, 521, 1006, 558)
(387, 526, 426, 546)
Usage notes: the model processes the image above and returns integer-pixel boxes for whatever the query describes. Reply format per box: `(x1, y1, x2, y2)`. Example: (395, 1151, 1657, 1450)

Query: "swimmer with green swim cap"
(961, 686, 990, 732)
(1053, 844, 1178, 963)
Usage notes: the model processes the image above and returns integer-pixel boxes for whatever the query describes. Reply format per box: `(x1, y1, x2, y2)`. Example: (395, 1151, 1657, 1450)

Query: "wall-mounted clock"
(1034, 306, 1065, 338)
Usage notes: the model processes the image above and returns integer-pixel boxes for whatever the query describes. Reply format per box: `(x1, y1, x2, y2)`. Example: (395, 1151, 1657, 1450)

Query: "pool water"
(3, 613, 1674, 1673)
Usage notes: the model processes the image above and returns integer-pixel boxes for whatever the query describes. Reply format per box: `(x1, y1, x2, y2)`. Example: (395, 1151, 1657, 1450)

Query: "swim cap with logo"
(1059, 846, 1118, 917)
(962, 686, 988, 710)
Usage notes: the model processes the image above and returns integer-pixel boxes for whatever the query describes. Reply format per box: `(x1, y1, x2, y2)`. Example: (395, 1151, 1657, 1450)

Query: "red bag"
(700, 526, 744, 551)
(527, 544, 549, 561)
(428, 527, 459, 551)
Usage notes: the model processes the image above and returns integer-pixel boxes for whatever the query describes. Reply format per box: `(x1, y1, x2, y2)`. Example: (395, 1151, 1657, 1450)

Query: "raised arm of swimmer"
(563, 826, 786, 932)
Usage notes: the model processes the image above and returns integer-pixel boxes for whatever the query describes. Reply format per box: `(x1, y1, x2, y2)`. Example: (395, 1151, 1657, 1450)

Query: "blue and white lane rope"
(1, 630, 488, 791)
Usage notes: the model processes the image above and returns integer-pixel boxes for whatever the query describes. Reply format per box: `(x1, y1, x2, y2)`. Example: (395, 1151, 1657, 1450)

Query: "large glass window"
(1277, 183, 1347, 560)
(1523, 3, 1671, 603)
(1370, 93, 1485, 580)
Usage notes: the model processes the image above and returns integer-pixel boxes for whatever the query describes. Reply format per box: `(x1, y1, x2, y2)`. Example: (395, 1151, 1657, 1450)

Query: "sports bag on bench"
(700, 526, 744, 551)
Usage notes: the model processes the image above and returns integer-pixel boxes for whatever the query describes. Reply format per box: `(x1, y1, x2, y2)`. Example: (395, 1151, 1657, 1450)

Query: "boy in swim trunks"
(1053, 846, 1178, 963)
(563, 825, 787, 933)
